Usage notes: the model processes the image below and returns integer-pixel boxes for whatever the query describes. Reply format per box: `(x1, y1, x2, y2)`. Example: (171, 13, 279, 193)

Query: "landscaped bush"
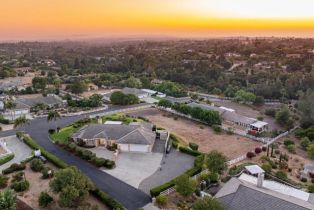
(41, 167, 54, 179)
(67, 142, 77, 152)
(287, 144, 296, 153)
(189, 143, 199, 151)
(30, 159, 44, 172)
(261, 163, 272, 173)
(12, 172, 24, 182)
(300, 137, 310, 150)
(103, 160, 115, 169)
(172, 141, 178, 149)
(93, 157, 107, 167)
(308, 184, 314, 193)
(194, 154, 205, 168)
(255, 147, 262, 154)
(0, 175, 9, 188)
(284, 139, 294, 147)
(48, 129, 56, 134)
(275, 171, 288, 181)
(38, 192, 53, 208)
(179, 146, 201, 156)
(0, 153, 14, 166)
(212, 125, 222, 134)
(265, 109, 276, 117)
(309, 172, 314, 178)
(301, 177, 308, 182)
(81, 150, 96, 161)
(208, 172, 219, 183)
(156, 194, 168, 207)
(11, 180, 29, 192)
(92, 188, 125, 210)
(2, 163, 26, 175)
(246, 152, 255, 159)
(262, 146, 267, 152)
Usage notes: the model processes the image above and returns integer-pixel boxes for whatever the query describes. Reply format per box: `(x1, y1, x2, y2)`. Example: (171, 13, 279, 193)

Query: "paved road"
(1, 104, 152, 210)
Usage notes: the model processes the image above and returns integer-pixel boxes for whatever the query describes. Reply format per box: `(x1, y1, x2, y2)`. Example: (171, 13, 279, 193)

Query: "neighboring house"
(187, 102, 268, 132)
(216, 169, 314, 210)
(72, 122, 156, 153)
(1, 101, 30, 121)
(141, 89, 166, 98)
(165, 96, 192, 105)
(16, 94, 65, 109)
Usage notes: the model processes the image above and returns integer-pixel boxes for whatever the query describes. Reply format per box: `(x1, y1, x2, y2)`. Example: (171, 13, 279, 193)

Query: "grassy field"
(49, 125, 80, 144)
(101, 113, 143, 124)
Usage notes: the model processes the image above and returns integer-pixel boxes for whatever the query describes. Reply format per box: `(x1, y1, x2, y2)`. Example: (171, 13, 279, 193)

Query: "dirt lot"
(129, 108, 262, 159)
(81, 88, 120, 97)
(10, 162, 108, 210)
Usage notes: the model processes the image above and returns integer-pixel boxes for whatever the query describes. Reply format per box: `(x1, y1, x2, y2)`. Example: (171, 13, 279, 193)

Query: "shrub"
(284, 139, 294, 146)
(81, 150, 96, 161)
(208, 173, 219, 183)
(246, 152, 255, 159)
(189, 143, 199, 151)
(48, 129, 56, 134)
(30, 159, 44, 172)
(255, 147, 262, 154)
(0, 153, 14, 166)
(41, 167, 54, 179)
(309, 172, 314, 178)
(275, 171, 288, 181)
(91, 189, 125, 210)
(172, 141, 178, 149)
(156, 194, 168, 207)
(265, 109, 276, 117)
(12, 172, 24, 182)
(212, 125, 222, 134)
(261, 164, 272, 173)
(287, 144, 296, 153)
(0, 175, 9, 188)
(11, 180, 30, 192)
(194, 154, 205, 168)
(67, 142, 77, 152)
(262, 146, 267, 152)
(308, 184, 314, 193)
(38, 192, 53, 208)
(2, 163, 26, 174)
(93, 157, 107, 167)
(301, 177, 308, 182)
(179, 146, 201, 156)
(300, 137, 310, 150)
(103, 160, 115, 169)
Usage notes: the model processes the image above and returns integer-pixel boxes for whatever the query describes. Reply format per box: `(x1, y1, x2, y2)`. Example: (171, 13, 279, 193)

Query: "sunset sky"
(1, 0, 314, 40)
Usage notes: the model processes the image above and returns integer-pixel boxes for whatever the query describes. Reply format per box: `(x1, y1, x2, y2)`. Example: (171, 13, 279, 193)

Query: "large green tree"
(298, 89, 314, 128)
(175, 174, 196, 197)
(47, 110, 61, 130)
(32, 77, 47, 90)
(49, 167, 94, 208)
(206, 150, 227, 174)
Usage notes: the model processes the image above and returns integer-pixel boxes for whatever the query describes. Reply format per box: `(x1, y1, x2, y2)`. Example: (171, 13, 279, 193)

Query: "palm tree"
(47, 110, 61, 131)
(4, 100, 16, 120)
(14, 116, 30, 132)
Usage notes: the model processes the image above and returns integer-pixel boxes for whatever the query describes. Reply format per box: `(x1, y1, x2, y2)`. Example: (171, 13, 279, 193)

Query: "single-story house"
(72, 122, 156, 153)
(165, 96, 192, 105)
(187, 102, 268, 132)
(141, 89, 166, 98)
(1, 101, 30, 120)
(216, 173, 314, 210)
(16, 94, 65, 109)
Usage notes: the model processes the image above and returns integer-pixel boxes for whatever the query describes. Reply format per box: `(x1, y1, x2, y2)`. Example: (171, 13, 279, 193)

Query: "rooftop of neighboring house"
(72, 122, 155, 145)
(216, 174, 314, 210)
(16, 94, 64, 108)
(103, 87, 148, 99)
(165, 96, 192, 104)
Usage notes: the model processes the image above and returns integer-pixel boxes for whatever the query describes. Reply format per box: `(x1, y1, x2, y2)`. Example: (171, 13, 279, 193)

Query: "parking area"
(103, 152, 163, 188)
(0, 136, 33, 172)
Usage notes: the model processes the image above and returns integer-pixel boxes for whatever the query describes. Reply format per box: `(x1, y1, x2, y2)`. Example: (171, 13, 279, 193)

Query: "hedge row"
(92, 188, 126, 210)
(150, 150, 203, 197)
(2, 163, 26, 175)
(179, 146, 201, 156)
(17, 132, 68, 169)
(61, 142, 115, 169)
(0, 153, 14, 166)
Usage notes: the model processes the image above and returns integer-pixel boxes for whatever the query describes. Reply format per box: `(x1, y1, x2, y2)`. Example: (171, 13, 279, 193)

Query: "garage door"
(129, 144, 148, 152)
(119, 144, 129, 152)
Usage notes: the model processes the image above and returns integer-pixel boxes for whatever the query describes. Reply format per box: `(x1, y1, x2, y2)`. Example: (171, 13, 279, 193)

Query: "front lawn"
(49, 125, 80, 144)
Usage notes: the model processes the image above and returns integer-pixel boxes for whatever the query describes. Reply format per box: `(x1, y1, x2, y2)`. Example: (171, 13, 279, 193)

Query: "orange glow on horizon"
(1, 0, 314, 40)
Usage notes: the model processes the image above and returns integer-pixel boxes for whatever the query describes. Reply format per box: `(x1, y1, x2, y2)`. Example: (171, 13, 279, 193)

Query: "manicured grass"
(102, 113, 143, 124)
(152, 96, 163, 101)
(49, 125, 80, 144)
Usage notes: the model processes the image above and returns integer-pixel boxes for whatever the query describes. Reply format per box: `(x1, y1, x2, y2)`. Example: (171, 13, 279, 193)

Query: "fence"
(89, 104, 153, 118)
(159, 169, 209, 196)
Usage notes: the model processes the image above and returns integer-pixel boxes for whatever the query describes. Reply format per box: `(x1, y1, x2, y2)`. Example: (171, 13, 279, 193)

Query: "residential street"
(0, 104, 152, 210)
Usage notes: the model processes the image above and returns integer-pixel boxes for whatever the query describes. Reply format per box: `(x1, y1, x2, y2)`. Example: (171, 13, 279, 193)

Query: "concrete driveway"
(103, 152, 163, 188)
(0, 136, 33, 172)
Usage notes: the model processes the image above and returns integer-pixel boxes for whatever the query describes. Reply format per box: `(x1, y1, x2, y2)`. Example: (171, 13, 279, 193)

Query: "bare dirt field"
(81, 88, 120, 97)
(129, 108, 262, 159)
(11, 162, 108, 210)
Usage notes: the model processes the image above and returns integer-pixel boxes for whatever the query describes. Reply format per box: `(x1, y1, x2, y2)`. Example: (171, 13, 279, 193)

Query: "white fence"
(89, 104, 153, 119)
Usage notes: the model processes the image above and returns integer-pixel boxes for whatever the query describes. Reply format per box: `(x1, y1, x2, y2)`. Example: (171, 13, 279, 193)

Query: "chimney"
(257, 172, 264, 188)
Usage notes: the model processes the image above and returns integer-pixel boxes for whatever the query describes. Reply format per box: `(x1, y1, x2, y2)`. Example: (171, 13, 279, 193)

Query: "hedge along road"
(3, 104, 152, 210)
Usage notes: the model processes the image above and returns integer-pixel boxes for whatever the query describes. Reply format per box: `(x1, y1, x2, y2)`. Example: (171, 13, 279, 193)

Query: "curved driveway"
(2, 104, 152, 210)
